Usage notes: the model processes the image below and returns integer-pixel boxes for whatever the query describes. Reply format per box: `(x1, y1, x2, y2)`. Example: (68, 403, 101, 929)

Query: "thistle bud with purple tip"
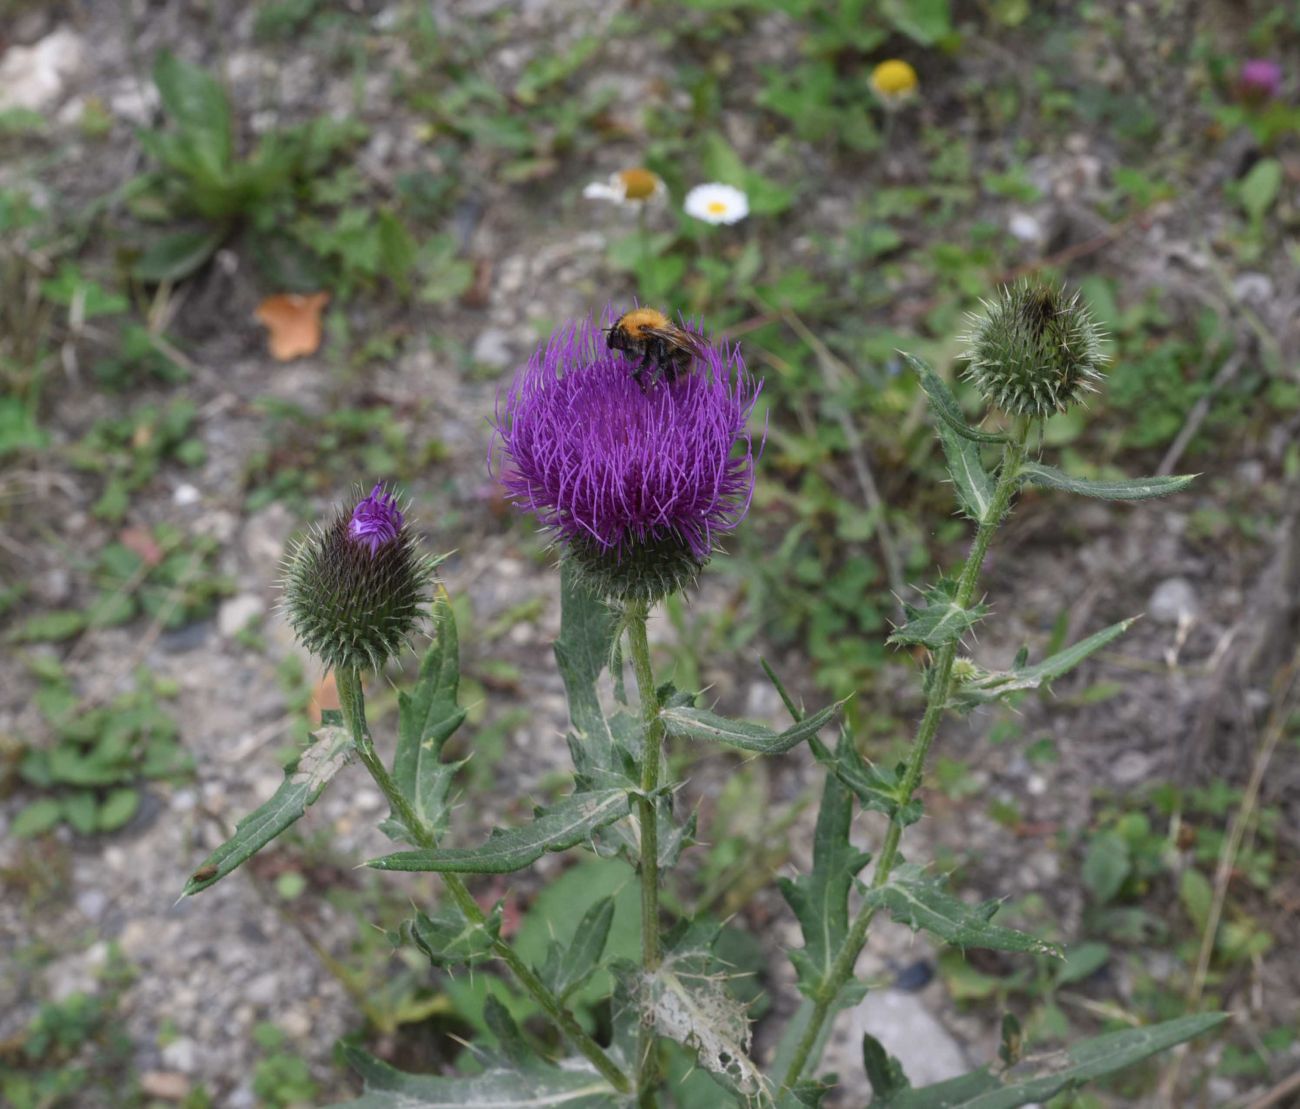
(282, 483, 435, 673)
(492, 314, 761, 604)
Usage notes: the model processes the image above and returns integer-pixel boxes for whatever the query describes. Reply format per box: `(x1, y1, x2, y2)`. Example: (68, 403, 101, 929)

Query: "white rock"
(848, 990, 969, 1087)
(76, 888, 109, 920)
(1148, 577, 1197, 625)
(1111, 750, 1153, 785)
(1008, 211, 1044, 244)
(218, 594, 266, 637)
(161, 1036, 199, 1074)
(472, 328, 513, 368)
(173, 483, 201, 507)
(107, 78, 160, 124)
(0, 28, 84, 111)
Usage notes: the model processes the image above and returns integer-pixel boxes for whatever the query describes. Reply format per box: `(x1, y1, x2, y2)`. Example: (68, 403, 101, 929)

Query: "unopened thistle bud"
(282, 483, 434, 673)
(961, 280, 1106, 421)
(492, 314, 761, 605)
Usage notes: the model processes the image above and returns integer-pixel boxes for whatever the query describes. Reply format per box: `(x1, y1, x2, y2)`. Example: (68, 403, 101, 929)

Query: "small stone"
(245, 972, 279, 1007)
(75, 888, 108, 920)
(0, 28, 84, 111)
(1111, 750, 1153, 785)
(1148, 577, 1197, 625)
(161, 1036, 199, 1074)
(1008, 211, 1043, 243)
(218, 594, 265, 638)
(848, 990, 968, 1086)
(472, 328, 513, 368)
(140, 1072, 192, 1102)
(1232, 272, 1272, 307)
(173, 483, 201, 507)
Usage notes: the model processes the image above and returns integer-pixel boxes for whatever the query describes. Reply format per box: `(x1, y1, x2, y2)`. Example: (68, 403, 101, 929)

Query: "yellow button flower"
(870, 59, 919, 104)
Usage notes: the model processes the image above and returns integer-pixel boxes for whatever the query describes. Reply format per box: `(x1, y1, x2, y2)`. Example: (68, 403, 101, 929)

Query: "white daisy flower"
(684, 183, 749, 225)
(582, 167, 666, 206)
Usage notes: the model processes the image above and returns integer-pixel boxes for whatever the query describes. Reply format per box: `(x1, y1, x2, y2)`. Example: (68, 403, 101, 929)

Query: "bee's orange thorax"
(617, 308, 670, 338)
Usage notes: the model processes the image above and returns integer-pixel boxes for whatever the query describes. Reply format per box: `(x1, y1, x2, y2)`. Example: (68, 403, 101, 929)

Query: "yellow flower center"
(707, 200, 728, 215)
(617, 167, 660, 201)
(871, 59, 918, 99)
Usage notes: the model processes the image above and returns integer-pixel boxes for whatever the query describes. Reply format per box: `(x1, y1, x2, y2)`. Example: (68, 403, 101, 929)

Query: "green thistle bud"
(951, 656, 979, 683)
(282, 484, 435, 673)
(961, 280, 1106, 420)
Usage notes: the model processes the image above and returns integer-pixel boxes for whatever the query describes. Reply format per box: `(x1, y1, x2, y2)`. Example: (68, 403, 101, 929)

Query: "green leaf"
(484, 994, 532, 1068)
(133, 226, 229, 283)
(539, 896, 615, 1001)
(780, 731, 872, 1000)
(810, 736, 922, 827)
(903, 352, 1005, 443)
(881, 0, 952, 44)
(388, 596, 467, 841)
(1082, 831, 1130, 905)
(333, 1046, 618, 1108)
(660, 700, 840, 755)
(368, 790, 631, 875)
(951, 618, 1136, 709)
(403, 901, 502, 968)
(888, 579, 987, 649)
(7, 610, 87, 643)
(554, 562, 618, 750)
(11, 798, 64, 838)
(1238, 157, 1282, 221)
(870, 1013, 1227, 1108)
(182, 723, 354, 895)
(937, 421, 995, 522)
(863, 1034, 911, 1101)
(97, 787, 140, 831)
(1019, 462, 1196, 501)
(864, 864, 1063, 958)
(1056, 941, 1111, 987)
(152, 51, 232, 179)
(1179, 868, 1213, 933)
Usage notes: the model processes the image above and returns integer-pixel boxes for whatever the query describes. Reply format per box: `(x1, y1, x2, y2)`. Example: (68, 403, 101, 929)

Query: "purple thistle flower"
(349, 483, 405, 556)
(492, 314, 761, 601)
(1239, 59, 1282, 101)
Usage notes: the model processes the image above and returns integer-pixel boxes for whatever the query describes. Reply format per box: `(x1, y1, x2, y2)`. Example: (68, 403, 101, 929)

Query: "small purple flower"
(1239, 59, 1282, 101)
(349, 483, 405, 556)
(492, 314, 761, 600)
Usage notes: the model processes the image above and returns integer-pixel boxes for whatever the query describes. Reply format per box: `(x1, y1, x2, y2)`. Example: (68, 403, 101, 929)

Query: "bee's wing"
(645, 325, 710, 361)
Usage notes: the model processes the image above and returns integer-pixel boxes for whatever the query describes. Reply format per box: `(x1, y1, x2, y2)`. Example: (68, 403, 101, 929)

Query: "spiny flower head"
(492, 314, 761, 603)
(870, 59, 919, 104)
(282, 483, 435, 673)
(960, 280, 1107, 420)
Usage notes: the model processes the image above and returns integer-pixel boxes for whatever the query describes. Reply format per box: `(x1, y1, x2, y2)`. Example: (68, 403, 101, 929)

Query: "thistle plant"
(184, 292, 1224, 1107)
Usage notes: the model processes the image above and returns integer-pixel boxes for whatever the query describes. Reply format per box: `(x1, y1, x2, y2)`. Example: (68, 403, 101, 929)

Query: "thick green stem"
(779, 424, 1030, 1091)
(335, 668, 630, 1095)
(625, 604, 664, 1107)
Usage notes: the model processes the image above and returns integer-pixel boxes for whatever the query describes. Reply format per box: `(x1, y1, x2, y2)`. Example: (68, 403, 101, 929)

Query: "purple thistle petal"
(349, 483, 405, 556)
(1239, 59, 1282, 100)
(492, 314, 761, 573)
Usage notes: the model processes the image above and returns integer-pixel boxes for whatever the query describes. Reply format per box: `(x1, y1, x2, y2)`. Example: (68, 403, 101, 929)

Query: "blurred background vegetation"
(1, 0, 1297, 1106)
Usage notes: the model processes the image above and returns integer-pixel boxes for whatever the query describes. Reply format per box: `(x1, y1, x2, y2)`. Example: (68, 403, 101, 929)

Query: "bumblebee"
(605, 308, 708, 390)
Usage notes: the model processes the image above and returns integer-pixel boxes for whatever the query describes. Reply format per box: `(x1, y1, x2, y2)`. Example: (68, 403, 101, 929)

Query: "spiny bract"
(282, 484, 435, 673)
(961, 280, 1107, 420)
